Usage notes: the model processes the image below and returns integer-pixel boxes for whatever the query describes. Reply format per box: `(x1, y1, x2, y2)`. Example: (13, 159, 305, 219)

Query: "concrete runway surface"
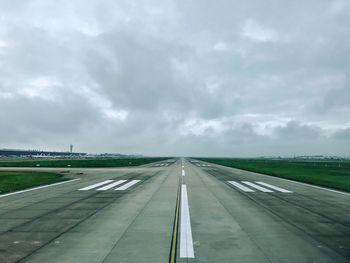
(0, 158, 349, 263)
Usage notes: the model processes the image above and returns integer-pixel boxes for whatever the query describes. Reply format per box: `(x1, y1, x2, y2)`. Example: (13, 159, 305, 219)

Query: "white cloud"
(179, 118, 225, 136)
(16, 76, 62, 102)
(242, 19, 279, 42)
(212, 41, 228, 52)
(0, 91, 13, 99)
(103, 108, 128, 120)
(76, 85, 128, 121)
(329, 0, 348, 15)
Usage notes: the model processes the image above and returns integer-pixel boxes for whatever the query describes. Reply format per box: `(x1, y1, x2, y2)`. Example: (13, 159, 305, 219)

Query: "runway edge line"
(0, 178, 81, 198)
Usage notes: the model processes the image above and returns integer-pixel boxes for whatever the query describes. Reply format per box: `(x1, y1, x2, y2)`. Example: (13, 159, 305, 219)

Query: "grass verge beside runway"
(197, 158, 350, 192)
(0, 157, 169, 168)
(0, 171, 68, 194)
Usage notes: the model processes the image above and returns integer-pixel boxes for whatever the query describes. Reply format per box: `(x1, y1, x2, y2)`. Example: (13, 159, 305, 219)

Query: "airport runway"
(0, 159, 349, 262)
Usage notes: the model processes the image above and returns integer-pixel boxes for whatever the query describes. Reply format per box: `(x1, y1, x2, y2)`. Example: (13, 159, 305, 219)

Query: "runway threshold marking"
(180, 184, 195, 258)
(196, 163, 211, 167)
(241, 181, 274, 192)
(228, 181, 255, 192)
(79, 180, 114, 191)
(255, 181, 292, 193)
(227, 181, 292, 193)
(79, 180, 142, 191)
(115, 180, 141, 191)
(97, 180, 127, 191)
(0, 178, 81, 198)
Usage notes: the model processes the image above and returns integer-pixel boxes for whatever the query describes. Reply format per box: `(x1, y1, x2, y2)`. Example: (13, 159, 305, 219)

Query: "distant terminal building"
(0, 149, 86, 157)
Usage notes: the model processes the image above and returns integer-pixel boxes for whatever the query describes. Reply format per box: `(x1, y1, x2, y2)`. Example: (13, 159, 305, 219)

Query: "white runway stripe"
(79, 180, 114, 191)
(115, 180, 141, 191)
(182, 169, 185, 176)
(228, 181, 255, 192)
(180, 185, 195, 258)
(242, 181, 273, 192)
(255, 182, 292, 193)
(0, 178, 80, 198)
(97, 180, 127, 191)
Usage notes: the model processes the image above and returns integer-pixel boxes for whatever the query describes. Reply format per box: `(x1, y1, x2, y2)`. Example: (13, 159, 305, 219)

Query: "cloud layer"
(0, 0, 349, 156)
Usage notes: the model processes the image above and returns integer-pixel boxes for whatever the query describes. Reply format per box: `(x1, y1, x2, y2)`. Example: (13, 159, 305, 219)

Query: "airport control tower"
(70, 144, 73, 153)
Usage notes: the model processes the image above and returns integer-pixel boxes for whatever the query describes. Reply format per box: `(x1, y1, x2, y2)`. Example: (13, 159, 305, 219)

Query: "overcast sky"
(0, 0, 350, 157)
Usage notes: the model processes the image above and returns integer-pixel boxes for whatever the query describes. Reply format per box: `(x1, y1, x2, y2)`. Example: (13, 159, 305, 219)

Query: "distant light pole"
(70, 144, 73, 154)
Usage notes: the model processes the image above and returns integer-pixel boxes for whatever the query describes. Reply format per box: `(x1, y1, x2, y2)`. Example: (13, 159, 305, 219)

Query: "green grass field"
(197, 158, 350, 192)
(0, 171, 68, 194)
(0, 157, 169, 168)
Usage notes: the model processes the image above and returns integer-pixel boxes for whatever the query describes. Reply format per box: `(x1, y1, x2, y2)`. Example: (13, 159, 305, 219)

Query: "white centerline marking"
(182, 169, 185, 177)
(228, 181, 255, 192)
(180, 184, 195, 258)
(97, 180, 128, 191)
(79, 180, 114, 191)
(0, 178, 81, 198)
(115, 180, 141, 191)
(242, 181, 273, 192)
(255, 181, 292, 193)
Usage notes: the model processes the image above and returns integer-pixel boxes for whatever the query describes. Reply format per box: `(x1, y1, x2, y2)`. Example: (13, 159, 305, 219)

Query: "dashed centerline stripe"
(255, 181, 292, 193)
(79, 180, 114, 191)
(228, 181, 255, 192)
(115, 180, 141, 191)
(241, 181, 273, 192)
(97, 180, 127, 191)
(180, 184, 195, 258)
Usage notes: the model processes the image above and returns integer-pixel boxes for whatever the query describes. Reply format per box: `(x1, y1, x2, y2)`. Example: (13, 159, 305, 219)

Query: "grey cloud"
(332, 128, 350, 140)
(0, 0, 349, 156)
(274, 121, 322, 140)
(322, 86, 350, 110)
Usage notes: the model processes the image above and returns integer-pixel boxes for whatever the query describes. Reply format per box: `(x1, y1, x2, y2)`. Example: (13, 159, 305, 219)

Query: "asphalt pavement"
(0, 159, 349, 262)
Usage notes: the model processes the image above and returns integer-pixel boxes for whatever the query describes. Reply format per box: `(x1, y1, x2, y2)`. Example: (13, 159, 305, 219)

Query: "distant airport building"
(0, 149, 86, 157)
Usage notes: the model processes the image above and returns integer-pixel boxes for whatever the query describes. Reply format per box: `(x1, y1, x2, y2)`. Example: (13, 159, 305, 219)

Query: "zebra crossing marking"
(79, 180, 114, 191)
(227, 180, 292, 193)
(228, 181, 255, 192)
(255, 181, 292, 193)
(97, 180, 127, 191)
(115, 180, 141, 191)
(241, 181, 273, 192)
(79, 179, 141, 191)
